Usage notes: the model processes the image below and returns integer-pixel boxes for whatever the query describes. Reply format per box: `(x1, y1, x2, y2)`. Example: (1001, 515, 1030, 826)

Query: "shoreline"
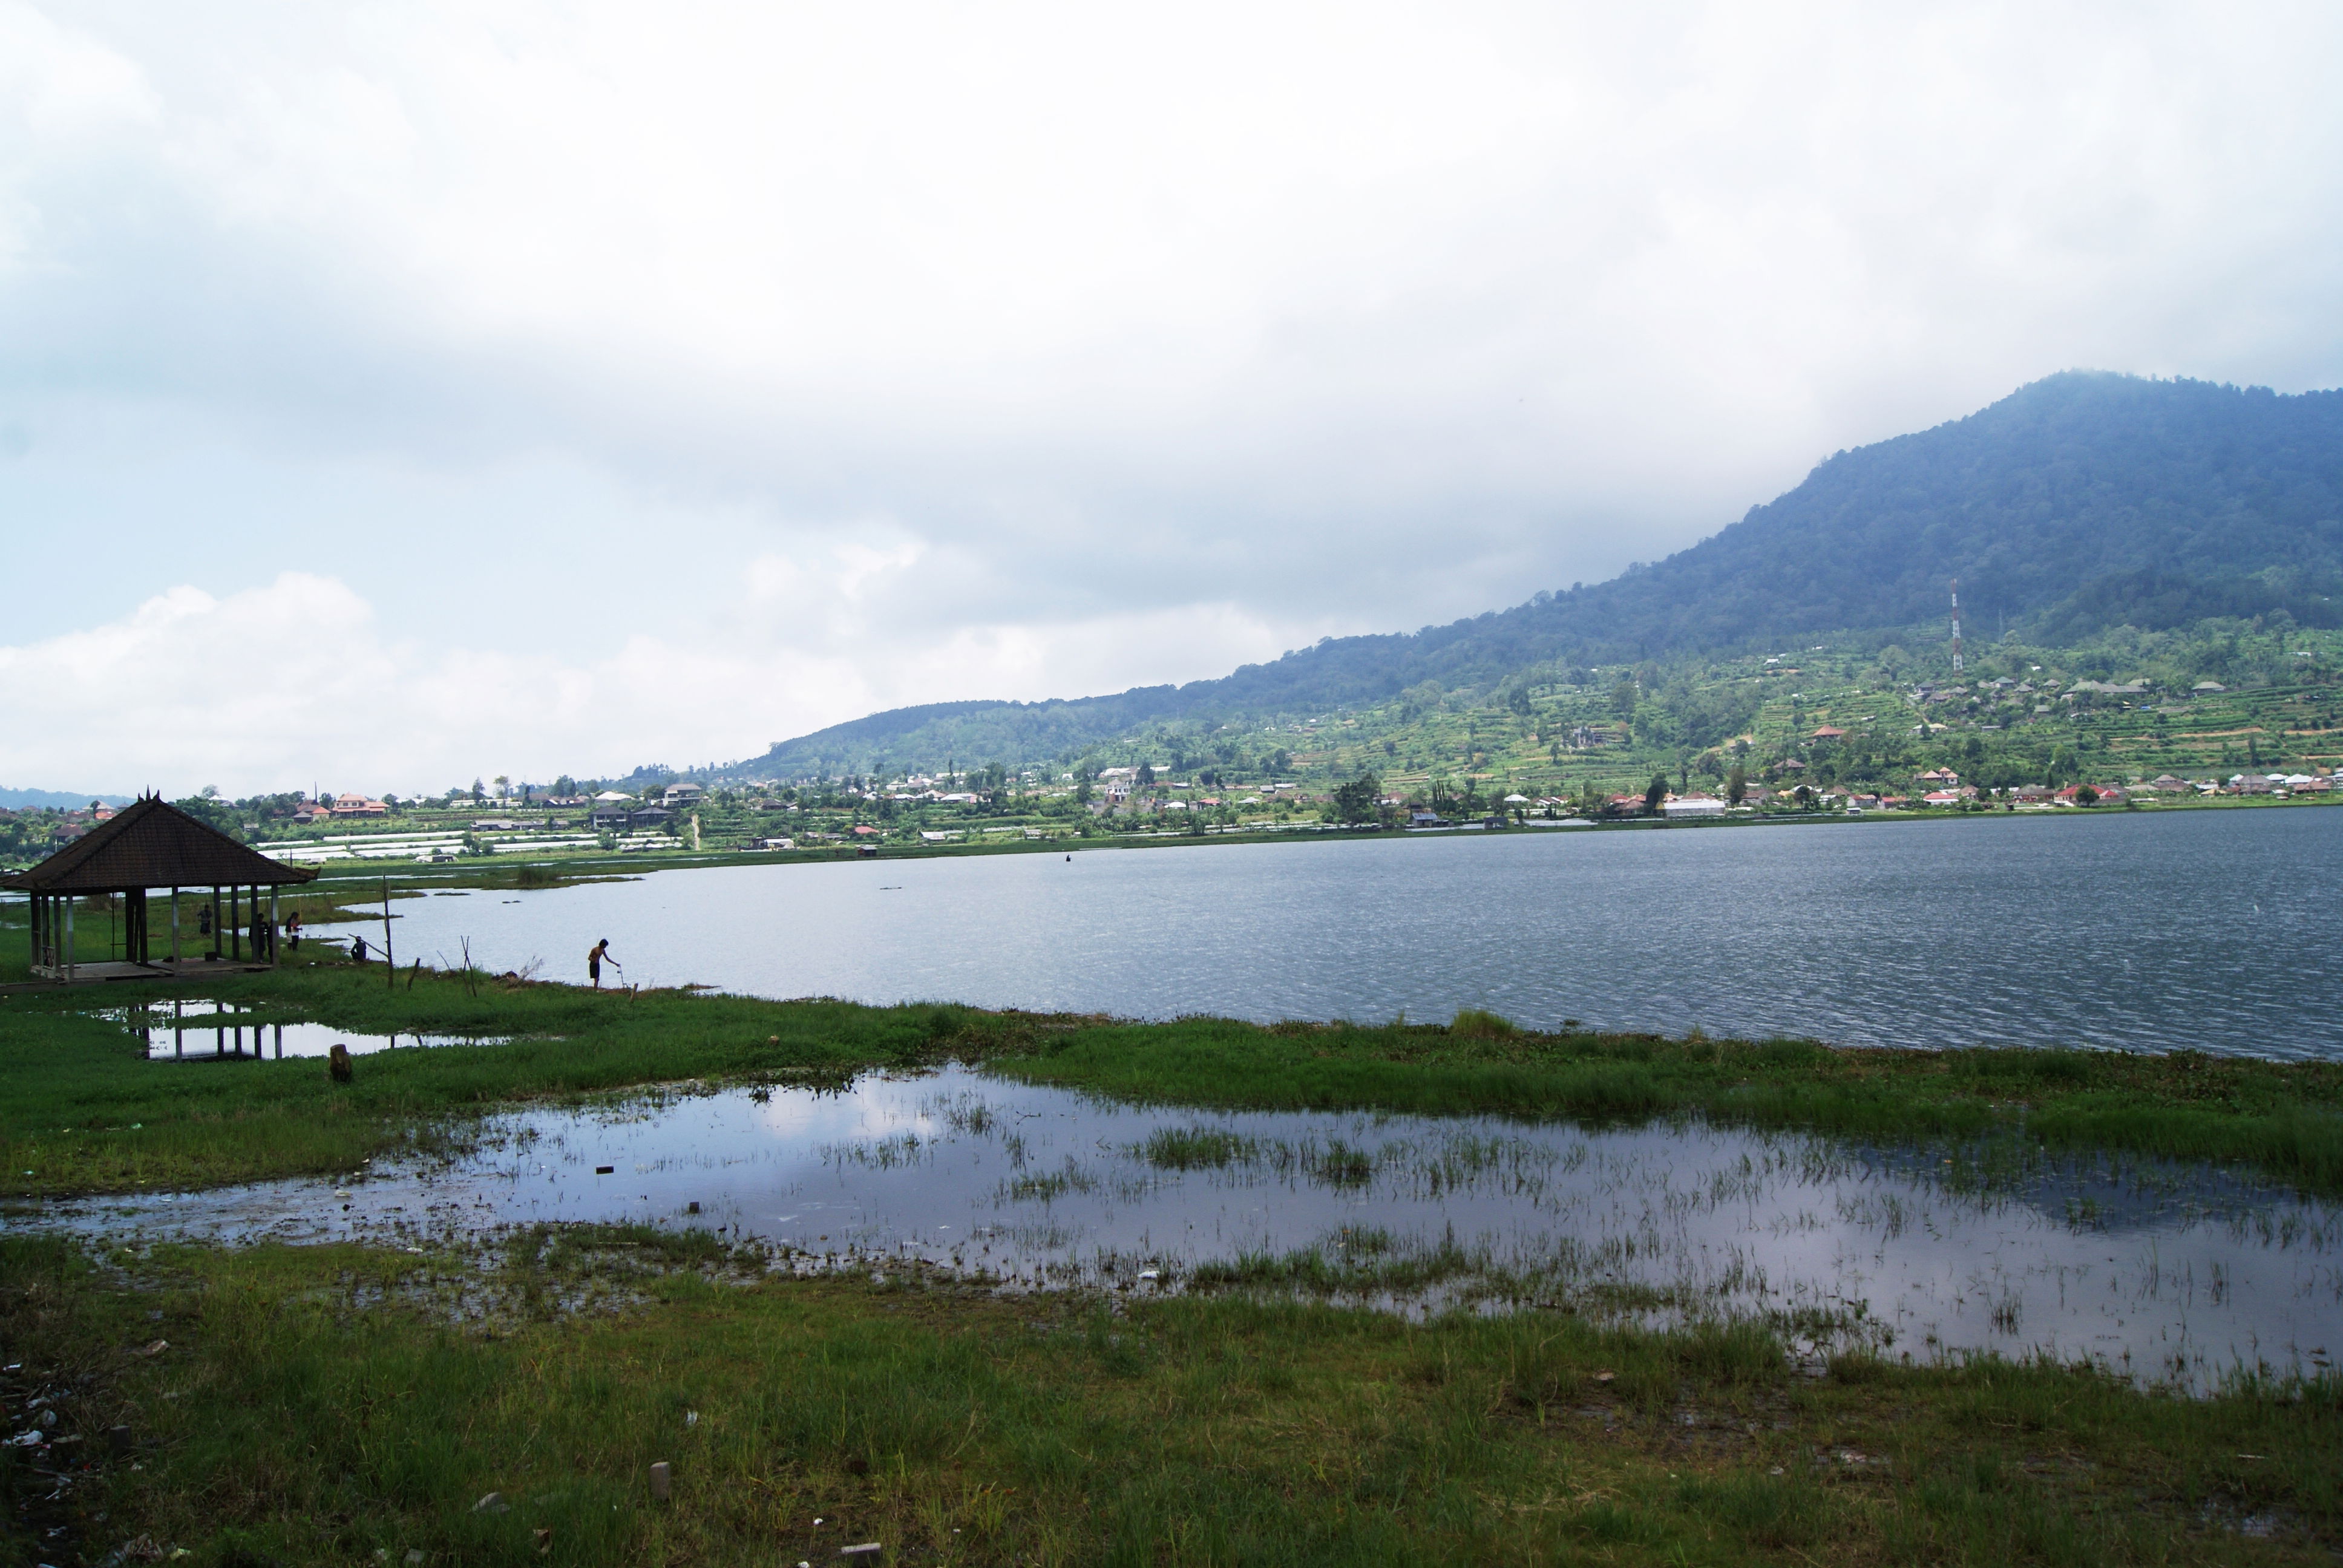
(278, 786, 2343, 894)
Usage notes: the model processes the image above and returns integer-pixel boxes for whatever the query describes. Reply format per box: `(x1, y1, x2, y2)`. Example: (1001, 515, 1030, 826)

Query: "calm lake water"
(45, 1068, 2340, 1391)
(335, 808, 2342, 1056)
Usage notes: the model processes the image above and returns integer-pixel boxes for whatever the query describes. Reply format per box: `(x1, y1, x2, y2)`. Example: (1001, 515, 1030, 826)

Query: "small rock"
(134, 1339, 169, 1357)
(649, 1460, 671, 1500)
(839, 1546, 883, 1558)
(473, 1492, 510, 1515)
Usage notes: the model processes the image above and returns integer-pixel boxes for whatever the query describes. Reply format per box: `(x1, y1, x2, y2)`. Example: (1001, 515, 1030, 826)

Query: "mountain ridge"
(743, 371, 2343, 779)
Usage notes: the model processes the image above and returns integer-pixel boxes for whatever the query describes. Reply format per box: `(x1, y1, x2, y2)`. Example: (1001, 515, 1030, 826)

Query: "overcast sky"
(3, 2, 2340, 797)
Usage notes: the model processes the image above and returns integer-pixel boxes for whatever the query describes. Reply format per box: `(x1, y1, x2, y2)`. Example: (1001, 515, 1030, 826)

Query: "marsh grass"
(5, 1232, 2338, 1566)
(0, 965, 972, 1197)
(3, 956, 2340, 1201)
(997, 1016, 2343, 1195)
(1138, 1126, 1260, 1169)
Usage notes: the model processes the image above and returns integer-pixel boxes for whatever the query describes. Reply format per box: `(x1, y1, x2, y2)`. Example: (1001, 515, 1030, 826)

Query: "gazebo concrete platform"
(23, 958, 275, 985)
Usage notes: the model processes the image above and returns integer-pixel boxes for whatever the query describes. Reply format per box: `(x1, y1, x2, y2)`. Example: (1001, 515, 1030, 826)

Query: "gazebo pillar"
(64, 896, 74, 984)
(269, 887, 280, 967)
(170, 887, 180, 969)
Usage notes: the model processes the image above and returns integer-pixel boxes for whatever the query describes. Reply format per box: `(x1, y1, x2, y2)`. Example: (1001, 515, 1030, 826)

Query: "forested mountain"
(751, 372, 2343, 778)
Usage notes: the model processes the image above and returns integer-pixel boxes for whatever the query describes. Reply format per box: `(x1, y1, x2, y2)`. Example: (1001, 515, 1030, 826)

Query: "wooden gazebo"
(2, 795, 318, 983)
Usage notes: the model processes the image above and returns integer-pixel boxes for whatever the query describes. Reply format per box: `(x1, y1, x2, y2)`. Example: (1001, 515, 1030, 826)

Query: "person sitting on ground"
(588, 937, 614, 988)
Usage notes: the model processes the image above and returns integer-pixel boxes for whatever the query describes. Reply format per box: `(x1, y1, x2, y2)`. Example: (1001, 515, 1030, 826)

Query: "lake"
(331, 807, 2342, 1057)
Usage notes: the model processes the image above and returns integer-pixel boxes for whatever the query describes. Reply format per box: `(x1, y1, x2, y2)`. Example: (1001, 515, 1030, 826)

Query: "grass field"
(3, 949, 2341, 1562)
(4, 1231, 2338, 1567)
(0, 947, 2339, 1200)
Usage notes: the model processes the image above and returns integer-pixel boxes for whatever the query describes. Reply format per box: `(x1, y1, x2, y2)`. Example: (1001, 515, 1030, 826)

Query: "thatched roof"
(1, 797, 319, 894)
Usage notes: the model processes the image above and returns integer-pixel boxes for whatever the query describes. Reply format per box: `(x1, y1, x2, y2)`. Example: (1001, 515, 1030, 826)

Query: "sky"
(2, 2, 2340, 799)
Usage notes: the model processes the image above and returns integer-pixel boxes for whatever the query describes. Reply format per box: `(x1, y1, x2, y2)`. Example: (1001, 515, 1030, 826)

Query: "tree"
(1727, 765, 1747, 806)
(471, 779, 487, 804)
(1643, 772, 1668, 812)
(1136, 762, 1156, 787)
(2074, 783, 2100, 806)
(1328, 773, 1381, 825)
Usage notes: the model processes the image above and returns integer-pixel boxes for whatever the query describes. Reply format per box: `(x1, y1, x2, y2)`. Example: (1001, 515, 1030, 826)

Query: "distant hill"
(0, 787, 134, 811)
(751, 372, 2343, 777)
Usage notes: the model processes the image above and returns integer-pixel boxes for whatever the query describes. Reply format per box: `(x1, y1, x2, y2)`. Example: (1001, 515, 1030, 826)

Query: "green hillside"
(741, 371, 2343, 785)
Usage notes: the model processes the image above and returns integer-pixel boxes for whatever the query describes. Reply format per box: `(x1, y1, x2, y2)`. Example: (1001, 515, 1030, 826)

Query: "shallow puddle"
(108, 999, 497, 1060)
(32, 1067, 2341, 1391)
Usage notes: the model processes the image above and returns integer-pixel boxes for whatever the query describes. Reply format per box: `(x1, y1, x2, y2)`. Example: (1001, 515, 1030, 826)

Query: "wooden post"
(381, 877, 394, 990)
(171, 887, 180, 969)
(64, 896, 74, 984)
(270, 887, 280, 968)
(212, 886, 223, 960)
(230, 886, 241, 962)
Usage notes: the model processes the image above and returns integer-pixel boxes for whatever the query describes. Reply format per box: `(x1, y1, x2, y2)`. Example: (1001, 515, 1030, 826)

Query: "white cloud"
(0, 570, 1299, 795)
(1, 2, 2339, 788)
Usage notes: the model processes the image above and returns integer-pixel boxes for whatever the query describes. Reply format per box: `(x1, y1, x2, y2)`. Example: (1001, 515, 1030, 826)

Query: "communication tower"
(1949, 579, 1964, 674)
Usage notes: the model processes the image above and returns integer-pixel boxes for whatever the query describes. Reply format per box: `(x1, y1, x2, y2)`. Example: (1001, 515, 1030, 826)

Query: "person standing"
(588, 938, 614, 988)
(286, 910, 303, 952)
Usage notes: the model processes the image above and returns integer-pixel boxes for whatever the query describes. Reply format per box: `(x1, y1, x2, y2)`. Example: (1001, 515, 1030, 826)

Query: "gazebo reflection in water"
(4, 795, 319, 984)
